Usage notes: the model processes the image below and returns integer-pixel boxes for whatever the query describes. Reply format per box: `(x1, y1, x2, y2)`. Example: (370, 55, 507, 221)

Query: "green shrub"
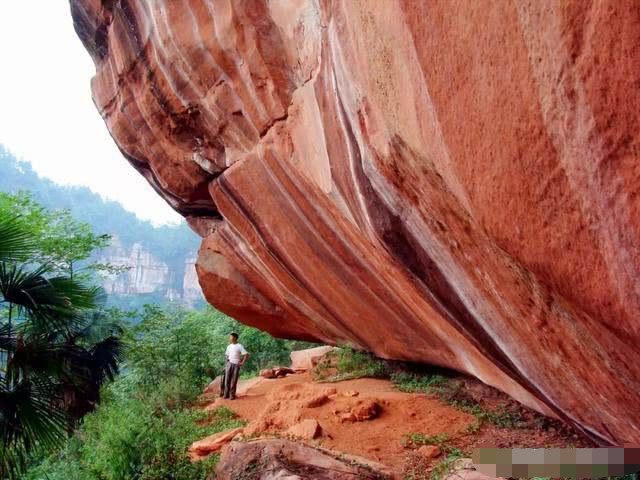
(26, 378, 243, 480)
(391, 372, 448, 393)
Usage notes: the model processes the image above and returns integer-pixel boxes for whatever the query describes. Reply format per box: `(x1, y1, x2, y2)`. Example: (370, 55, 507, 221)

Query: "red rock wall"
(70, 0, 640, 445)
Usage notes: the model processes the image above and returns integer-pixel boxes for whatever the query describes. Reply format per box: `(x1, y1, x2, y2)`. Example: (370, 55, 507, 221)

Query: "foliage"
(391, 371, 448, 393)
(0, 191, 116, 279)
(0, 213, 124, 479)
(316, 347, 390, 382)
(402, 433, 451, 450)
(129, 304, 317, 382)
(26, 303, 315, 479)
(26, 392, 240, 480)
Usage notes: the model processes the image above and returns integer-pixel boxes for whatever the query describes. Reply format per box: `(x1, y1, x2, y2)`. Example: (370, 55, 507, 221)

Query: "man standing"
(221, 332, 249, 400)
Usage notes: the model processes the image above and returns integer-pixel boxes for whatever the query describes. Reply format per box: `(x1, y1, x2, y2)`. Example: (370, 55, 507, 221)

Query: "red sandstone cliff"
(70, 0, 640, 445)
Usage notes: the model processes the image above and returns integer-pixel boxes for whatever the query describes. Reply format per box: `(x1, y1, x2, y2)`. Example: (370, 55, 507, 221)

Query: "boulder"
(71, 0, 640, 444)
(203, 375, 222, 395)
(188, 427, 244, 460)
(216, 438, 390, 479)
(285, 419, 322, 440)
(290, 346, 336, 371)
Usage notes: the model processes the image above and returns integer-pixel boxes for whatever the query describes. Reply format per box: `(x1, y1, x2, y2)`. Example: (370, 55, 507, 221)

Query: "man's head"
(229, 332, 239, 344)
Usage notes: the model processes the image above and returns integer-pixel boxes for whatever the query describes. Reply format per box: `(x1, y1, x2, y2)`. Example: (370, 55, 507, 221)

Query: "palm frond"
(0, 377, 67, 452)
(0, 265, 103, 330)
(0, 215, 36, 263)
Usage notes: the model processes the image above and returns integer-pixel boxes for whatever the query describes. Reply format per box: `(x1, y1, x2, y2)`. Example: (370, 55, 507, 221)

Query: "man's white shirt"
(225, 343, 248, 364)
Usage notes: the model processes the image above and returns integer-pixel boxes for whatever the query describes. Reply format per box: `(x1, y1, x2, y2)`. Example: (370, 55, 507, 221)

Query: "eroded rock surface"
(71, 0, 640, 444)
(216, 438, 391, 480)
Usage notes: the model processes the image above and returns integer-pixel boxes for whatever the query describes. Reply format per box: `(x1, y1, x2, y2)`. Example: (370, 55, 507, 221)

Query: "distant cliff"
(0, 146, 203, 307)
(98, 235, 202, 306)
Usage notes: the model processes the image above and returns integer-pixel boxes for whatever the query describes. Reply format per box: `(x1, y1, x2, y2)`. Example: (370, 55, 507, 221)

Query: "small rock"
(286, 419, 322, 440)
(304, 394, 329, 408)
(339, 412, 356, 423)
(260, 369, 277, 379)
(418, 445, 441, 459)
(351, 400, 381, 421)
(343, 390, 360, 397)
(324, 387, 338, 396)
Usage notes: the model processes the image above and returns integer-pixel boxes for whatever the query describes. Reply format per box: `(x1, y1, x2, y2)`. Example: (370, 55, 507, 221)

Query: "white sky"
(0, 1, 183, 225)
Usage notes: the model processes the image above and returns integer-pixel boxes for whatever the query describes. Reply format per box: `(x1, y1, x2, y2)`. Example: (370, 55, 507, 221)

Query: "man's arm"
(239, 352, 249, 366)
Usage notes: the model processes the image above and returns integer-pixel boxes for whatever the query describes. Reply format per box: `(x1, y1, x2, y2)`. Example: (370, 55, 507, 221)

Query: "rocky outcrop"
(216, 438, 391, 479)
(98, 236, 202, 304)
(188, 427, 244, 461)
(71, 0, 640, 445)
(290, 346, 336, 371)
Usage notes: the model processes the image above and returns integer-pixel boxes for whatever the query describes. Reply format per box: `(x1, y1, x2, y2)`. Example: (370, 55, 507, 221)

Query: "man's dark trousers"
(221, 361, 240, 398)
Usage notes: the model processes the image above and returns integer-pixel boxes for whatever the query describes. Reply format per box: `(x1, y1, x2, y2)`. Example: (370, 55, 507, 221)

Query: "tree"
(0, 214, 124, 478)
(0, 191, 128, 280)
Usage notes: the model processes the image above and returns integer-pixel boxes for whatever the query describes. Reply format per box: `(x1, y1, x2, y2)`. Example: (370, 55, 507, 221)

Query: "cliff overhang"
(71, 0, 640, 445)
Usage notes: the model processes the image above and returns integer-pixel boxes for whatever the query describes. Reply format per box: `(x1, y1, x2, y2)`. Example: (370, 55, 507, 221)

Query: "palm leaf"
(0, 376, 67, 452)
(0, 265, 103, 330)
(0, 215, 36, 263)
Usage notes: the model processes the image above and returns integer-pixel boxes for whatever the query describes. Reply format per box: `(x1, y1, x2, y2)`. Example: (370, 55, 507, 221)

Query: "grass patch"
(391, 372, 448, 393)
(430, 451, 466, 480)
(402, 433, 450, 450)
(315, 347, 391, 382)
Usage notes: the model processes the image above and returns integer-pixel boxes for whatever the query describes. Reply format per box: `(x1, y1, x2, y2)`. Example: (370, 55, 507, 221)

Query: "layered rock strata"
(71, 0, 640, 445)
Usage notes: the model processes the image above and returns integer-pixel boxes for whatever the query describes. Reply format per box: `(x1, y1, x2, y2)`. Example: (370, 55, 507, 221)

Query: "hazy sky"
(0, 1, 183, 225)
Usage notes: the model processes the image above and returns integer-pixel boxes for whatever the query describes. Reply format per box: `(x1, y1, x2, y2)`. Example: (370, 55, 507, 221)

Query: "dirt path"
(200, 372, 588, 477)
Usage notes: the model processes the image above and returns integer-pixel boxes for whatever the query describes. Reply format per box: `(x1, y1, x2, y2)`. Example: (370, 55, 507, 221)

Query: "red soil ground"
(200, 372, 591, 477)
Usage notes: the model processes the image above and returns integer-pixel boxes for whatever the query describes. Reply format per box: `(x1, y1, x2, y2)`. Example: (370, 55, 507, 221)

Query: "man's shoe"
(229, 395, 236, 400)
(223, 395, 230, 399)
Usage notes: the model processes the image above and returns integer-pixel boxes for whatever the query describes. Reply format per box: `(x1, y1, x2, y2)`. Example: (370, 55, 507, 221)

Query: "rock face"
(71, 0, 640, 445)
